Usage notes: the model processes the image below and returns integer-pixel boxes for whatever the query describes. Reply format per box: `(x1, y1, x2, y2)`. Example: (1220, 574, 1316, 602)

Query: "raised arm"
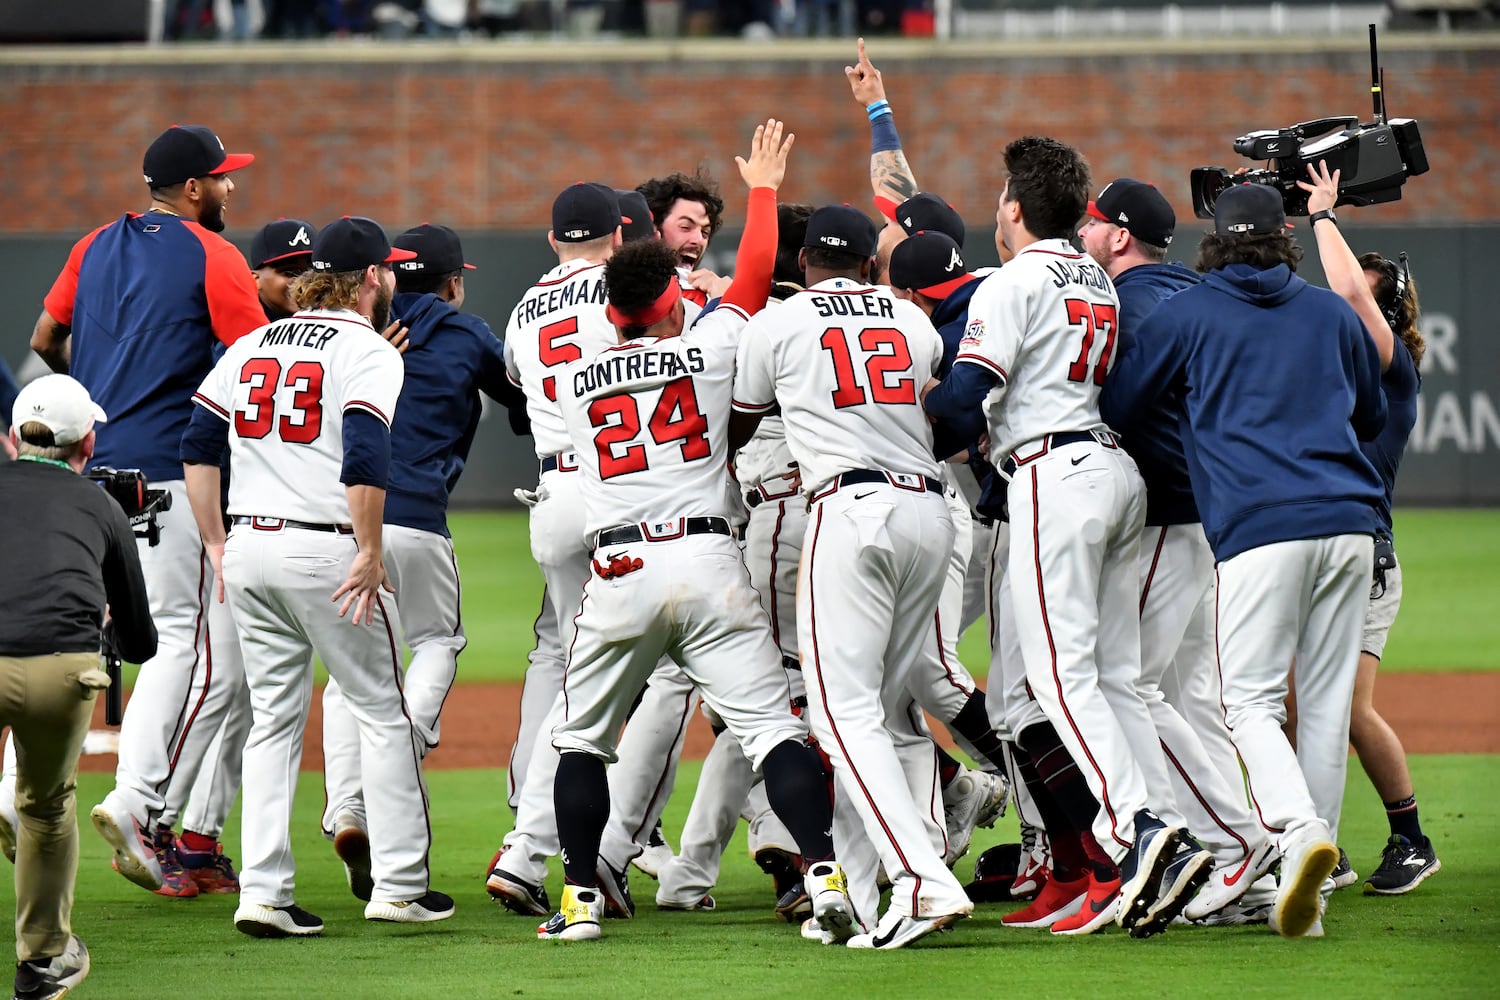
(1297, 160, 1395, 371)
(722, 118, 795, 315)
(845, 38, 918, 212)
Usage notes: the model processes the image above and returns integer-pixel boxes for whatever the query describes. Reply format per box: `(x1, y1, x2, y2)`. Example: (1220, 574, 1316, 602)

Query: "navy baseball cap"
(249, 218, 316, 269)
(1214, 183, 1289, 236)
(615, 189, 654, 242)
(1087, 178, 1175, 248)
(143, 125, 254, 188)
(311, 217, 417, 273)
(889, 231, 974, 300)
(553, 182, 622, 243)
(393, 223, 477, 273)
(879, 192, 966, 246)
(804, 205, 879, 259)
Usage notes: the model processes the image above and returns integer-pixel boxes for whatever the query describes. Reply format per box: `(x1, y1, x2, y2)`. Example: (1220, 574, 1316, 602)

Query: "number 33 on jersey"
(192, 309, 404, 525)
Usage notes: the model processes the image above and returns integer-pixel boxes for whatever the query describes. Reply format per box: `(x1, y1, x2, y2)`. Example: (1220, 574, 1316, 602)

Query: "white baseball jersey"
(558, 304, 748, 535)
(732, 278, 943, 495)
(192, 307, 404, 523)
(504, 259, 618, 459)
(956, 238, 1120, 464)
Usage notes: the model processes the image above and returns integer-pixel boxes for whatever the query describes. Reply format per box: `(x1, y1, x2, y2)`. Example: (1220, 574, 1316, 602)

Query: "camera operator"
(0, 375, 156, 1000)
(1288, 160, 1438, 896)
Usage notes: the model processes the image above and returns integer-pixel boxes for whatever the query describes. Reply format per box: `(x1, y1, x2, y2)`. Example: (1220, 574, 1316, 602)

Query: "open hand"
(736, 118, 795, 192)
(1295, 160, 1340, 216)
(331, 549, 394, 626)
(381, 319, 410, 355)
(845, 37, 887, 106)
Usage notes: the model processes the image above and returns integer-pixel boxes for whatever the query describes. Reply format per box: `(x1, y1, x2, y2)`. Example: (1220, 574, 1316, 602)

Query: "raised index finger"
(857, 37, 872, 70)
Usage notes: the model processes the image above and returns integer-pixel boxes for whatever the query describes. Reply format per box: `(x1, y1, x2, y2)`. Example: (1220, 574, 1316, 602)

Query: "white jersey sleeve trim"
(731, 397, 777, 414)
(192, 391, 231, 422)
(344, 399, 392, 427)
(955, 352, 1009, 383)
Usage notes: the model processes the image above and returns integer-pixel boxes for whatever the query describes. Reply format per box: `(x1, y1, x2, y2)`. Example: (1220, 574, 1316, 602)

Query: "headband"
(605, 279, 681, 329)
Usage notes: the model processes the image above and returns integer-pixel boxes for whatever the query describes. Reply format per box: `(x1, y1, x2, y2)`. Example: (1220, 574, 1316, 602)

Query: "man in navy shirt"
(30, 124, 264, 897)
(1102, 182, 1386, 939)
(319, 222, 528, 895)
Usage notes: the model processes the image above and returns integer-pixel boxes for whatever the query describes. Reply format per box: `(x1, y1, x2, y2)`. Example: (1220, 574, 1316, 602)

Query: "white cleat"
(847, 904, 972, 950)
(1184, 839, 1279, 921)
(805, 861, 856, 943)
(90, 802, 163, 891)
(1275, 836, 1339, 939)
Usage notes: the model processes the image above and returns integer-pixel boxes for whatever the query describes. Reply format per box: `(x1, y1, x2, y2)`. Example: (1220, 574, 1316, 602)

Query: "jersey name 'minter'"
(808, 293, 896, 319)
(574, 346, 706, 396)
(258, 321, 340, 350)
(1045, 259, 1111, 292)
(519, 276, 607, 325)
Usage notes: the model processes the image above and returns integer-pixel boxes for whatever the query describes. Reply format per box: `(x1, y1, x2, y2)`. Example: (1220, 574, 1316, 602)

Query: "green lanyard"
(17, 455, 72, 471)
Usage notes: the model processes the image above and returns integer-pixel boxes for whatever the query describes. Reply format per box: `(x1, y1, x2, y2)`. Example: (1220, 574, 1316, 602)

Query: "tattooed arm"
(844, 37, 919, 209)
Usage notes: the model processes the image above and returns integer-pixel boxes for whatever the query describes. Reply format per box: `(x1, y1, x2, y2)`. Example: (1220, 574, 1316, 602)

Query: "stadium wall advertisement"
(1, 223, 1493, 505)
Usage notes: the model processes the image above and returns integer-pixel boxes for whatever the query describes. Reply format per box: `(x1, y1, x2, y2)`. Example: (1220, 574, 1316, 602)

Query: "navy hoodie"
(1103, 262, 1202, 526)
(1102, 263, 1386, 562)
(386, 292, 530, 536)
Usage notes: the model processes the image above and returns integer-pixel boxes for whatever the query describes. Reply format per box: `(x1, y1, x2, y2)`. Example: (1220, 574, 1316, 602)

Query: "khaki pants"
(0, 651, 105, 962)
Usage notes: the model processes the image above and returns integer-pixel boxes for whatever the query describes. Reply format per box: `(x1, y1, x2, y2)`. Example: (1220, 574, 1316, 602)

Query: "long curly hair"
(1359, 251, 1425, 369)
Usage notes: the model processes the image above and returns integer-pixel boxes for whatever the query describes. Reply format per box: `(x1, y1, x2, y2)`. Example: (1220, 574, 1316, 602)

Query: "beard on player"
(371, 280, 393, 332)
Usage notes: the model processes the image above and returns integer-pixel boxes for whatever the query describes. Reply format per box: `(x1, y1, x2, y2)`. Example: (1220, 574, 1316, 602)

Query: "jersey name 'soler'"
(574, 346, 705, 396)
(807, 292, 896, 319)
(514, 273, 607, 326)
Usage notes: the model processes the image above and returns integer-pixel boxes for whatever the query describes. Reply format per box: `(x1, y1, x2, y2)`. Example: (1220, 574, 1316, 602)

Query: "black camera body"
(85, 466, 172, 546)
(1190, 27, 1429, 220)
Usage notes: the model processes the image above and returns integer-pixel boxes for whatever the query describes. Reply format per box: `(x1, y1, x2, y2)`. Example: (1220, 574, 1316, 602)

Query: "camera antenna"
(1369, 24, 1386, 123)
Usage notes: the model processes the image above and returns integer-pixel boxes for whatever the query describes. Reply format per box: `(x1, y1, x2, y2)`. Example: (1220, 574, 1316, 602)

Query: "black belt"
(540, 451, 578, 475)
(232, 516, 355, 535)
(596, 516, 733, 549)
(1000, 430, 1118, 478)
(811, 469, 943, 502)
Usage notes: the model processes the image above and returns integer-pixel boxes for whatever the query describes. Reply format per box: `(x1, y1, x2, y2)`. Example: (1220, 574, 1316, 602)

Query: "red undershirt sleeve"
(721, 186, 778, 316)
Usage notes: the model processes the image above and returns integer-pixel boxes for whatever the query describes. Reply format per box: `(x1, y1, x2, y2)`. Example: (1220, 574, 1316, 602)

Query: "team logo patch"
(819, 235, 848, 248)
(143, 224, 161, 233)
(960, 317, 986, 346)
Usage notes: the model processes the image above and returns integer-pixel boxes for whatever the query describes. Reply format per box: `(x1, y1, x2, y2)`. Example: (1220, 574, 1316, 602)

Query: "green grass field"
(31, 506, 1500, 996)
(8, 757, 1498, 999)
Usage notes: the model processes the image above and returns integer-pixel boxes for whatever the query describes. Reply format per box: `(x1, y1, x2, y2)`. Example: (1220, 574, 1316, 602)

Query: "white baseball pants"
(167, 595, 251, 838)
(1138, 523, 1260, 866)
(800, 484, 966, 919)
(508, 592, 562, 811)
(223, 526, 431, 907)
(1008, 442, 1182, 862)
(1215, 534, 1372, 848)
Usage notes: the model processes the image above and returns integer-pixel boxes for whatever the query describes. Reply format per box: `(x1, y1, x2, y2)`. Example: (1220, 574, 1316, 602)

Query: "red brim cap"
(384, 247, 419, 263)
(211, 152, 255, 175)
(463, 262, 477, 270)
(1086, 200, 1113, 223)
(873, 195, 899, 222)
(259, 250, 312, 267)
(918, 273, 976, 301)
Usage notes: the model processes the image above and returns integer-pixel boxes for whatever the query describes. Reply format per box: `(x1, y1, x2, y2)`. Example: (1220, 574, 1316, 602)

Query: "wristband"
(870, 112, 901, 154)
(866, 99, 891, 121)
(1309, 209, 1337, 227)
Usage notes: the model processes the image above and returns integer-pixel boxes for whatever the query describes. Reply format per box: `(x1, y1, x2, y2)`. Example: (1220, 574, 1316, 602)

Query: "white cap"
(11, 375, 108, 446)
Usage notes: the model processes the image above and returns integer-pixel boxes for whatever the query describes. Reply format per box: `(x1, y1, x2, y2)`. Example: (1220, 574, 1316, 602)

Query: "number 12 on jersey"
(820, 326, 917, 408)
(1065, 299, 1119, 386)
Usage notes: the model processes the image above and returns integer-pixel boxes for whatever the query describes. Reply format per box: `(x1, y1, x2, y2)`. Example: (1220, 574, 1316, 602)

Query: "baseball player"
(250, 218, 318, 321)
(1102, 182, 1386, 938)
(544, 119, 856, 945)
(1078, 179, 1276, 924)
(181, 216, 452, 937)
(320, 222, 529, 898)
(636, 170, 724, 307)
(1295, 161, 1437, 895)
(489, 184, 705, 919)
(731, 204, 972, 950)
(31, 124, 265, 896)
(924, 137, 1214, 938)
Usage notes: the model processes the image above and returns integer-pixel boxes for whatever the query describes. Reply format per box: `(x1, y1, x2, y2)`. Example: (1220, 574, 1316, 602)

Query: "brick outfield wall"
(0, 41, 1495, 236)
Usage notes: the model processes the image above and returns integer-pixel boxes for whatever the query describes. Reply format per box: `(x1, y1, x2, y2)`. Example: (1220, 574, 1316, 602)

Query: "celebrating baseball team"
(1, 33, 1444, 998)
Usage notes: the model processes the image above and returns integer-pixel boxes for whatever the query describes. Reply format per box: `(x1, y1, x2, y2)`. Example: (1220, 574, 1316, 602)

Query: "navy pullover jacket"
(1100, 263, 1386, 562)
(385, 292, 529, 536)
(1106, 262, 1202, 527)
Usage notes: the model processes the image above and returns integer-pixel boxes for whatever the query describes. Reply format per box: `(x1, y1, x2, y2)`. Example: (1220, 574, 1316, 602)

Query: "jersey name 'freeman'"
(516, 275, 608, 326)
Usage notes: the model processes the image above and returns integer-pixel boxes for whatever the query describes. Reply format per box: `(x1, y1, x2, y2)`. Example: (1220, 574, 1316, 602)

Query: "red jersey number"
(819, 327, 917, 409)
(234, 358, 325, 444)
(589, 377, 711, 480)
(539, 317, 582, 402)
(1064, 299, 1119, 386)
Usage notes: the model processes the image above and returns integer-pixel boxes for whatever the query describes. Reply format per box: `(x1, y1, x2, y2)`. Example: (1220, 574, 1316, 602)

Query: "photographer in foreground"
(1289, 160, 1437, 896)
(0, 375, 156, 1000)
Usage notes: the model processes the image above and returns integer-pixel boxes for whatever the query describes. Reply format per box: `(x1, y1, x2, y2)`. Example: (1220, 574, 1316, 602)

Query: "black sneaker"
(755, 847, 806, 915)
(14, 935, 89, 1000)
(233, 902, 324, 938)
(1115, 809, 1182, 933)
(1330, 847, 1358, 890)
(1132, 834, 1214, 938)
(486, 854, 551, 917)
(1364, 835, 1441, 895)
(595, 858, 636, 919)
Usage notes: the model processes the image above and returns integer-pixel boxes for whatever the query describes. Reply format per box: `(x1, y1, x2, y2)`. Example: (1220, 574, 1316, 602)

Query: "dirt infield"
(78, 670, 1498, 773)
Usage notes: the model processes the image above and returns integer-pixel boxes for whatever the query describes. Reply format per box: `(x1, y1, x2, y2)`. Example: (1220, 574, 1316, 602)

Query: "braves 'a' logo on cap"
(289, 226, 311, 248)
(945, 248, 962, 273)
